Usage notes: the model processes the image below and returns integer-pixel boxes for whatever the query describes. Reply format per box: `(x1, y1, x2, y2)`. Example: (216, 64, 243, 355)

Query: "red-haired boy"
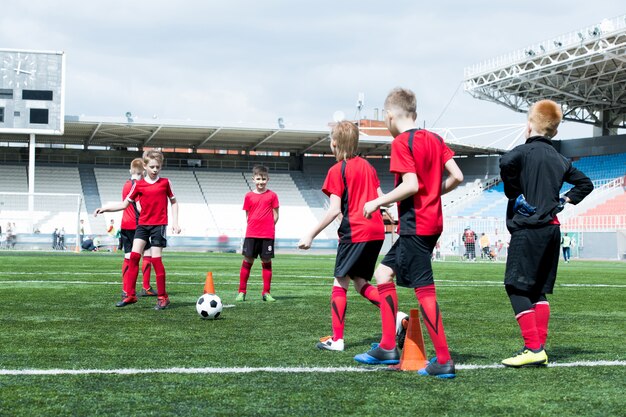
(119, 158, 156, 298)
(499, 99, 592, 367)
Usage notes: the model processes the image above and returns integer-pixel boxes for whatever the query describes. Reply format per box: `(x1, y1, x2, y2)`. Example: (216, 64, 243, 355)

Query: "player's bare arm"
(363, 172, 418, 218)
(298, 194, 341, 250)
(273, 207, 279, 225)
(376, 187, 392, 208)
(169, 197, 181, 234)
(94, 199, 131, 216)
(442, 159, 464, 195)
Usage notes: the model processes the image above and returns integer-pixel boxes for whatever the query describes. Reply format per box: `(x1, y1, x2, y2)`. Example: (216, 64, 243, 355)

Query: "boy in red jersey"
(298, 121, 408, 352)
(95, 150, 180, 310)
(499, 100, 592, 367)
(236, 165, 279, 302)
(119, 158, 156, 297)
(354, 87, 463, 378)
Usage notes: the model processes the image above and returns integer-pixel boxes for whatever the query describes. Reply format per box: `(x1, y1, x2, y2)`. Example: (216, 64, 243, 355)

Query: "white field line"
(0, 278, 625, 288)
(1, 360, 624, 376)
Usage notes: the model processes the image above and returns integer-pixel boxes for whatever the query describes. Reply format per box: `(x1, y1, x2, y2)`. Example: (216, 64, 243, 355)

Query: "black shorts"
(505, 225, 560, 294)
(120, 229, 152, 253)
(242, 238, 275, 259)
(334, 240, 384, 279)
(381, 234, 439, 288)
(133, 225, 167, 248)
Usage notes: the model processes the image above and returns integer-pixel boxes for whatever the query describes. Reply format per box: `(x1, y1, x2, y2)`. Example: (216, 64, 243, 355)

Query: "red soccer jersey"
(390, 128, 454, 236)
(121, 179, 141, 230)
(322, 157, 385, 243)
(127, 177, 174, 226)
(243, 190, 279, 239)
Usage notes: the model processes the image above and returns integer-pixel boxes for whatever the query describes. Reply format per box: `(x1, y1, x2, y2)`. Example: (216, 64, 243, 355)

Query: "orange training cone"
(204, 272, 215, 294)
(398, 308, 429, 371)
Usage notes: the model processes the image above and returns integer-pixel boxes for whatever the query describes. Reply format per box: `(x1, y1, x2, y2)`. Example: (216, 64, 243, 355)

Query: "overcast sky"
(2, 1, 623, 146)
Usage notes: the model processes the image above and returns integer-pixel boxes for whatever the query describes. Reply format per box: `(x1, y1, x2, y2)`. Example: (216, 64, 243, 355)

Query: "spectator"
(59, 227, 66, 250)
(561, 232, 572, 263)
(52, 228, 59, 250)
(462, 226, 477, 261)
(479, 233, 490, 259)
(79, 219, 85, 245)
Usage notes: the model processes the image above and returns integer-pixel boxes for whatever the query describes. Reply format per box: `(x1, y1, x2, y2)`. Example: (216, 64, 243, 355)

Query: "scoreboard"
(0, 49, 65, 135)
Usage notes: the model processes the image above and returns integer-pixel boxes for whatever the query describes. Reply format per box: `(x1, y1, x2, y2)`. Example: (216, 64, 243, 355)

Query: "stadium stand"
(448, 153, 625, 220)
(26, 166, 88, 235)
(0, 165, 27, 193)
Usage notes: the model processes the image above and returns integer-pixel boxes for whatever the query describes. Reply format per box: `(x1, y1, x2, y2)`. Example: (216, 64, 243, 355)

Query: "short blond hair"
(331, 121, 359, 161)
(130, 158, 144, 174)
(384, 87, 417, 120)
(528, 99, 562, 138)
(143, 149, 164, 165)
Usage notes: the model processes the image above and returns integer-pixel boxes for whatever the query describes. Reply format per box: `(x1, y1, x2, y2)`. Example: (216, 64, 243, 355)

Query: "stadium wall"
(579, 232, 620, 260)
(555, 134, 626, 159)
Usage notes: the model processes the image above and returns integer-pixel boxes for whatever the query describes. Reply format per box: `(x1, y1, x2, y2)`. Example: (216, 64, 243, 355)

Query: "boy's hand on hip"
(513, 194, 536, 217)
(363, 200, 379, 219)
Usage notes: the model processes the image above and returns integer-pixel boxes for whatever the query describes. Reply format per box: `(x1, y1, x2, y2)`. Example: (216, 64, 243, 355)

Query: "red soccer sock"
(331, 286, 348, 341)
(151, 257, 167, 297)
(261, 261, 272, 295)
(516, 310, 541, 350)
(359, 283, 380, 308)
(415, 284, 451, 364)
(141, 255, 153, 289)
(533, 301, 551, 347)
(124, 252, 141, 298)
(378, 282, 398, 350)
(121, 258, 130, 294)
(238, 260, 252, 293)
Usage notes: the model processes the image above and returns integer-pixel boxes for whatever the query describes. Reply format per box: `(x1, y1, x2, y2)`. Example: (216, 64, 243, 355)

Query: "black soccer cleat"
(116, 296, 138, 307)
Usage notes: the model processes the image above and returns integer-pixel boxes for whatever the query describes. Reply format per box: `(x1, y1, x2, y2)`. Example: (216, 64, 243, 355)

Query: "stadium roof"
(464, 14, 626, 131)
(0, 115, 503, 157)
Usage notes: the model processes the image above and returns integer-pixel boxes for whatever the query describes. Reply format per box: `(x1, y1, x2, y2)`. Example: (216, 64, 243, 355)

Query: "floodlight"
(588, 27, 601, 37)
(277, 117, 285, 129)
(553, 41, 563, 47)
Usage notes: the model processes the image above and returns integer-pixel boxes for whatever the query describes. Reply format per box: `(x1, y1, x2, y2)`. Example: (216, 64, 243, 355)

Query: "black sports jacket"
(499, 136, 593, 233)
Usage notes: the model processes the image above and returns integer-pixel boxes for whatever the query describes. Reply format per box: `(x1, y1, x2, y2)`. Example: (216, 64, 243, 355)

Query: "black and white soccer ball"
(196, 293, 223, 319)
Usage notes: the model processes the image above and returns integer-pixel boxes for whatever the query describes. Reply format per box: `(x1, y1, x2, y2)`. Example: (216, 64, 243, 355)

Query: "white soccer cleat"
(396, 311, 409, 349)
(316, 336, 344, 351)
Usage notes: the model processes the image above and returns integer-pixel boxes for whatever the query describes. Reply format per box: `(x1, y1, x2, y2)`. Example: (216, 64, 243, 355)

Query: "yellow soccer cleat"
(502, 348, 548, 368)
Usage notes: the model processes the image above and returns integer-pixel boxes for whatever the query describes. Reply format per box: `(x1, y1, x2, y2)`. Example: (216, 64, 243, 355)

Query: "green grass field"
(0, 251, 624, 417)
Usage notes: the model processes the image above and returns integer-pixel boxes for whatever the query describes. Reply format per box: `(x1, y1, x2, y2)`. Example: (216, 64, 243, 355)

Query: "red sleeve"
(166, 179, 174, 198)
(371, 164, 381, 188)
(271, 191, 279, 208)
(442, 142, 454, 163)
(389, 137, 415, 175)
(122, 181, 132, 200)
(322, 163, 344, 197)
(126, 181, 139, 202)
(243, 193, 251, 210)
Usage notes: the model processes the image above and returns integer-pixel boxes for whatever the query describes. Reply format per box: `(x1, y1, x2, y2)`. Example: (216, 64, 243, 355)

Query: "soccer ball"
(196, 293, 223, 319)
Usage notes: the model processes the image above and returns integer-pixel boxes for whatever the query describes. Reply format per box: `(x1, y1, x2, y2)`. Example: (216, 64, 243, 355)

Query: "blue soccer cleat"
(354, 345, 400, 365)
(418, 357, 456, 379)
